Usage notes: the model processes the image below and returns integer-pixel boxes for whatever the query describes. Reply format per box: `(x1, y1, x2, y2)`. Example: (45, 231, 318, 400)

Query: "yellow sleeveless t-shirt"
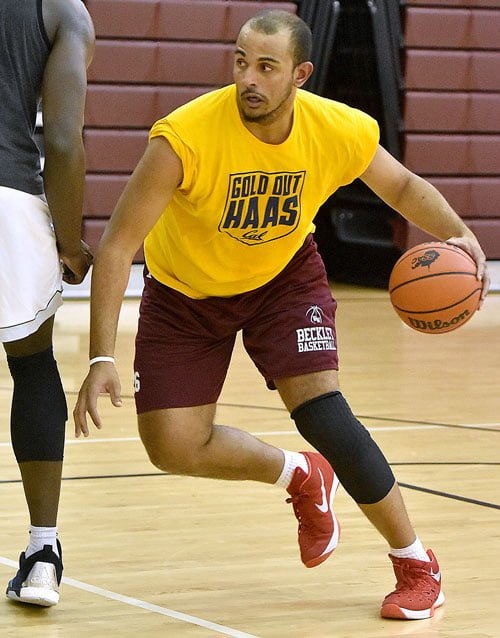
(145, 85, 379, 298)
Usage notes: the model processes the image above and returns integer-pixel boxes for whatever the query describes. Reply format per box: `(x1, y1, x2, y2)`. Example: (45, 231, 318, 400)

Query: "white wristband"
(89, 356, 115, 366)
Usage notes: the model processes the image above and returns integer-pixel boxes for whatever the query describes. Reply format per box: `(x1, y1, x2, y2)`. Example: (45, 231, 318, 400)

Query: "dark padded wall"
(400, 0, 500, 258)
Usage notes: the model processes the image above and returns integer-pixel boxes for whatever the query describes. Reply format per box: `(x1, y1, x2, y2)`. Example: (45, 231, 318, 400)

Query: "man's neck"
(242, 114, 294, 145)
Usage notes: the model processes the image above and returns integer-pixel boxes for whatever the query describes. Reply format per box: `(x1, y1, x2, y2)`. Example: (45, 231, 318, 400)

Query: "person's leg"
(0, 187, 65, 605)
(276, 370, 444, 619)
(138, 402, 339, 568)
(4, 317, 63, 528)
(4, 316, 66, 606)
(138, 402, 285, 482)
(276, 370, 417, 547)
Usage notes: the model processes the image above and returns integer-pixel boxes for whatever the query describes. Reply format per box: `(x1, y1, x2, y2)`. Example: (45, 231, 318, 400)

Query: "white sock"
(390, 537, 429, 562)
(275, 450, 309, 489)
(26, 525, 59, 558)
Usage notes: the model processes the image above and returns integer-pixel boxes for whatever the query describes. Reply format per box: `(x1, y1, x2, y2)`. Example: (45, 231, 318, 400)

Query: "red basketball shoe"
(381, 549, 445, 619)
(286, 451, 340, 568)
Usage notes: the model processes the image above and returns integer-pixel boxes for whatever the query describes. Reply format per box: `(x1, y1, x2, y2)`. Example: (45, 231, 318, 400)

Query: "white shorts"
(0, 186, 63, 343)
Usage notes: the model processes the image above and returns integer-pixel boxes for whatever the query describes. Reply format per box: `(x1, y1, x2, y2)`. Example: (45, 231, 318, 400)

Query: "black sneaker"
(6, 540, 63, 606)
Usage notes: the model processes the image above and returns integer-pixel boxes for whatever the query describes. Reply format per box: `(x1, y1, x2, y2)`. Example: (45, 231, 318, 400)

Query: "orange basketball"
(389, 242, 482, 334)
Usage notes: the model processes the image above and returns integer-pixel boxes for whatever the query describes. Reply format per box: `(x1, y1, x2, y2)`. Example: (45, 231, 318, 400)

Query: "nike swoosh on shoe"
(314, 468, 330, 513)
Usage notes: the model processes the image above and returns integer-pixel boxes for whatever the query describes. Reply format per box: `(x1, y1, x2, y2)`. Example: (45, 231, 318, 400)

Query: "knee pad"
(291, 391, 395, 504)
(7, 347, 67, 462)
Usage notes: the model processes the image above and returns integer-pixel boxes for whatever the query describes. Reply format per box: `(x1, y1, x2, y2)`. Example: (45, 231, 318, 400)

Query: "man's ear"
(294, 61, 314, 87)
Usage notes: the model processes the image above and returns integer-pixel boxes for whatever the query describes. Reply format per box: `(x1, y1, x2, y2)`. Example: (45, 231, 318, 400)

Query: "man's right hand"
(73, 361, 122, 437)
(60, 239, 94, 284)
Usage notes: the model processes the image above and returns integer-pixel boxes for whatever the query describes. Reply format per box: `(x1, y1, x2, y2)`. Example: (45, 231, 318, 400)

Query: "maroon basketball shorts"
(134, 235, 339, 413)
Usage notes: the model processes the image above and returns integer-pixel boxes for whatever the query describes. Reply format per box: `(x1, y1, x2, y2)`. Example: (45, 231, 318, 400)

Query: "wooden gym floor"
(0, 282, 499, 637)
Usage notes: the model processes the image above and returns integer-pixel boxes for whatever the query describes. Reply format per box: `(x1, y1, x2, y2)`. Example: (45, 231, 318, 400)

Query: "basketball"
(389, 242, 482, 334)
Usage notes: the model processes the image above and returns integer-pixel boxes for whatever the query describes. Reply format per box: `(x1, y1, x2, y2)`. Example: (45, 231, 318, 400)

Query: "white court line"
(66, 437, 140, 444)
(1, 422, 499, 448)
(251, 426, 442, 435)
(257, 424, 499, 432)
(0, 556, 258, 638)
(0, 437, 140, 447)
(0, 426, 447, 447)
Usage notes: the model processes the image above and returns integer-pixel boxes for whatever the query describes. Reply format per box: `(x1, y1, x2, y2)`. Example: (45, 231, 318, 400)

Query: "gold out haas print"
(219, 171, 305, 245)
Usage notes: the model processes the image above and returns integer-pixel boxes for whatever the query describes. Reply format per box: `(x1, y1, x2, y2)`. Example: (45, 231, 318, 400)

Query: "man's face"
(233, 26, 297, 125)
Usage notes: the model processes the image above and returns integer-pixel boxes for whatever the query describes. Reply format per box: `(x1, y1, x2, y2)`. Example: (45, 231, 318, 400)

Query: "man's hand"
(60, 239, 94, 284)
(73, 361, 122, 437)
(446, 236, 490, 306)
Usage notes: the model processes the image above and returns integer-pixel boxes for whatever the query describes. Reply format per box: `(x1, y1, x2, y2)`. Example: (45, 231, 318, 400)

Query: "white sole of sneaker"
(381, 590, 445, 620)
(7, 587, 59, 606)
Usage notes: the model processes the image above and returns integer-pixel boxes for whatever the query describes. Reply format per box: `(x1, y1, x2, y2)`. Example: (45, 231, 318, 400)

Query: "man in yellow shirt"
(74, 10, 488, 620)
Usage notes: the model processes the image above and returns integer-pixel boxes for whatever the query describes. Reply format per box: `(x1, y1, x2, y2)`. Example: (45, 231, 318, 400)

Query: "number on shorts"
(133, 370, 141, 393)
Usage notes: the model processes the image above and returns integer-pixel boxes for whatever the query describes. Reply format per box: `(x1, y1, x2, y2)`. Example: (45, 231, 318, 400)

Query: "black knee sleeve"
(291, 391, 395, 504)
(7, 347, 67, 462)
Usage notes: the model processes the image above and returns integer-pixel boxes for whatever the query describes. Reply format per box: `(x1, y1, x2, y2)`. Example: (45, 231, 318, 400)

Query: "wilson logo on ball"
(408, 309, 471, 332)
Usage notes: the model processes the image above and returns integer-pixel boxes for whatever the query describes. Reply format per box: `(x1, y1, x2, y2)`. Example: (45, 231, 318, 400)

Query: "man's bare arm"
(41, 0, 95, 282)
(361, 145, 489, 300)
(74, 137, 183, 436)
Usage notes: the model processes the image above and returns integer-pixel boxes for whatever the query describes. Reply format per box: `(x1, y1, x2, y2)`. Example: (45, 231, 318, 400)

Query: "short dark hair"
(243, 10, 312, 67)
